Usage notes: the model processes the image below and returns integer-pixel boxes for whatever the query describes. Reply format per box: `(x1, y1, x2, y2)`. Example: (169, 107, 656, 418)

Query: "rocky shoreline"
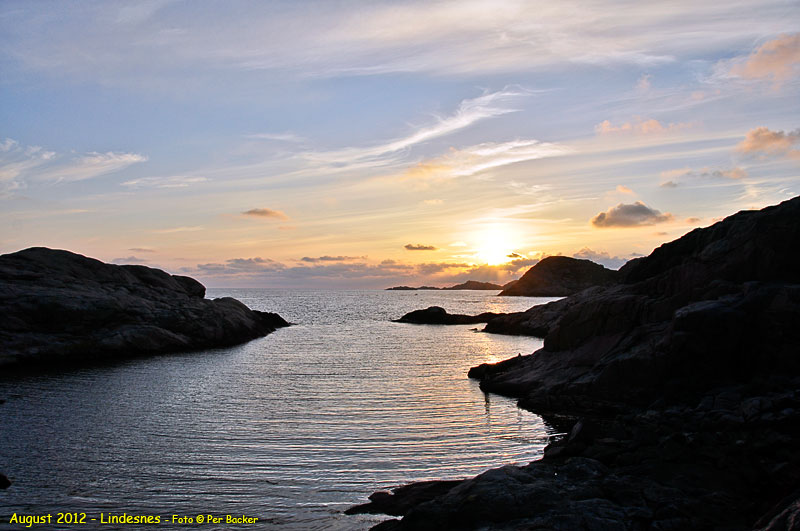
(356, 196, 800, 529)
(0, 247, 290, 369)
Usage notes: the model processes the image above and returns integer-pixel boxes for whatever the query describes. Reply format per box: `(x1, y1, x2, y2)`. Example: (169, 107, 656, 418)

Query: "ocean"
(0, 289, 558, 529)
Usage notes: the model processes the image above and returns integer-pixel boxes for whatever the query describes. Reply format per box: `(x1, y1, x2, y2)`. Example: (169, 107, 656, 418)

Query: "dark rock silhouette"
(355, 196, 800, 530)
(394, 306, 505, 325)
(0, 473, 10, 489)
(386, 280, 506, 291)
(0, 247, 289, 369)
(499, 255, 618, 296)
(442, 280, 503, 290)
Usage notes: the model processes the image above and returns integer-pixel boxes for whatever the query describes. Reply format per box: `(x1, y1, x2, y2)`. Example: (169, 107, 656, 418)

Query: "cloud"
(658, 166, 747, 186)
(730, 33, 800, 85)
(405, 244, 437, 251)
(11, 1, 790, 86)
(300, 255, 365, 263)
(129, 247, 156, 253)
(595, 118, 693, 136)
(242, 208, 289, 220)
(404, 138, 570, 180)
(121, 175, 209, 188)
(572, 248, 629, 269)
(151, 226, 204, 234)
(616, 185, 635, 195)
(685, 217, 702, 224)
(591, 201, 673, 228)
(636, 74, 652, 92)
(307, 89, 529, 171)
(0, 138, 145, 194)
(421, 199, 443, 205)
(736, 127, 800, 159)
(243, 132, 305, 142)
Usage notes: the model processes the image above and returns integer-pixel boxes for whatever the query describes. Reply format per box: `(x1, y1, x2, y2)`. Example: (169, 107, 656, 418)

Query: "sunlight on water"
(0, 290, 557, 529)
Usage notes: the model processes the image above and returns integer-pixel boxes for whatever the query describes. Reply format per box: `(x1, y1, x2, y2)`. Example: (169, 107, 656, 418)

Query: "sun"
(474, 226, 517, 265)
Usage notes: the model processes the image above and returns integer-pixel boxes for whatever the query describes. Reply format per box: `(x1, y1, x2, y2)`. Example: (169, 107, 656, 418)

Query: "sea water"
(0, 290, 558, 529)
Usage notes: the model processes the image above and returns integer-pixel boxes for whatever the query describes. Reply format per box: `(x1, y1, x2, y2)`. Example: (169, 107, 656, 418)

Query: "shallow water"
(0, 290, 558, 529)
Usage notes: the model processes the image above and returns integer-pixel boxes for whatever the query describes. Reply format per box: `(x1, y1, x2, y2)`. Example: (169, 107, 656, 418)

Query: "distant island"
(387, 280, 517, 291)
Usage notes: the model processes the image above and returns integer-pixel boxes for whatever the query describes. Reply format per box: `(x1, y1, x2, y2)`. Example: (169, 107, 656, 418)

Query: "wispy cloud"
(572, 247, 630, 269)
(122, 175, 208, 188)
(404, 138, 570, 180)
(7, 1, 793, 84)
(151, 226, 204, 234)
(405, 244, 437, 251)
(595, 117, 693, 136)
(244, 132, 305, 142)
(0, 138, 146, 195)
(591, 201, 673, 228)
(242, 208, 289, 220)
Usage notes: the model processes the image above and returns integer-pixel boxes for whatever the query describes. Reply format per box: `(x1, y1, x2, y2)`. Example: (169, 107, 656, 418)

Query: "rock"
(0, 473, 10, 489)
(0, 247, 290, 369)
(394, 306, 505, 325)
(499, 256, 618, 296)
(356, 196, 800, 530)
(345, 480, 462, 516)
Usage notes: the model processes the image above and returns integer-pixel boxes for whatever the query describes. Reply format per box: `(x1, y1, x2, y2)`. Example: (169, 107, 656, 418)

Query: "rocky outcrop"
(499, 256, 618, 296)
(0, 247, 290, 369)
(394, 306, 505, 325)
(355, 196, 800, 530)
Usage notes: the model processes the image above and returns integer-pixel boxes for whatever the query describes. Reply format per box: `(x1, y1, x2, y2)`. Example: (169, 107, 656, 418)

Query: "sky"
(1, 0, 799, 288)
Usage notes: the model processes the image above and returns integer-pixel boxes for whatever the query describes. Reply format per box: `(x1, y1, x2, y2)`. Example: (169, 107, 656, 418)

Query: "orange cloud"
(595, 117, 692, 136)
(404, 243, 437, 251)
(737, 127, 800, 159)
(730, 33, 800, 85)
(616, 185, 635, 195)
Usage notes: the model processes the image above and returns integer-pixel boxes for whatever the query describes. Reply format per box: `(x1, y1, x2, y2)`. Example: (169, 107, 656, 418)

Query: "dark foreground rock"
(354, 196, 800, 530)
(499, 255, 618, 296)
(0, 473, 10, 489)
(394, 306, 506, 325)
(0, 247, 290, 369)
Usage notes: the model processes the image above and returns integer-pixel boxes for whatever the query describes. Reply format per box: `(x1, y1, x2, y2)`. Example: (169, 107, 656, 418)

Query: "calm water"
(0, 290, 557, 529)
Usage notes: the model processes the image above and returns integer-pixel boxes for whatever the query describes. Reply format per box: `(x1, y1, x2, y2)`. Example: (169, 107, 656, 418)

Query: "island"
(0, 247, 289, 369)
(498, 255, 618, 296)
(357, 195, 800, 530)
(386, 280, 516, 291)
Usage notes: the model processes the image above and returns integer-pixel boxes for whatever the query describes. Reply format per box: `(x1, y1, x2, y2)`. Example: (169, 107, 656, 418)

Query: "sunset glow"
(1, 1, 798, 288)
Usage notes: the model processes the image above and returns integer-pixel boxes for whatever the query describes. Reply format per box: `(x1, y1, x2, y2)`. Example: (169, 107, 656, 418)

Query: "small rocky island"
(359, 196, 800, 529)
(498, 255, 618, 296)
(0, 247, 289, 369)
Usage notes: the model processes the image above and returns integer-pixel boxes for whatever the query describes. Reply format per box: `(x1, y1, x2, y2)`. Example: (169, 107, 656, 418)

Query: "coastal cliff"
(0, 247, 289, 369)
(356, 196, 800, 530)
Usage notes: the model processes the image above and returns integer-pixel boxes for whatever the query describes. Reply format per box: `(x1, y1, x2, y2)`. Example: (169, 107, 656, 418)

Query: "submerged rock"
(0, 247, 290, 369)
(499, 256, 618, 296)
